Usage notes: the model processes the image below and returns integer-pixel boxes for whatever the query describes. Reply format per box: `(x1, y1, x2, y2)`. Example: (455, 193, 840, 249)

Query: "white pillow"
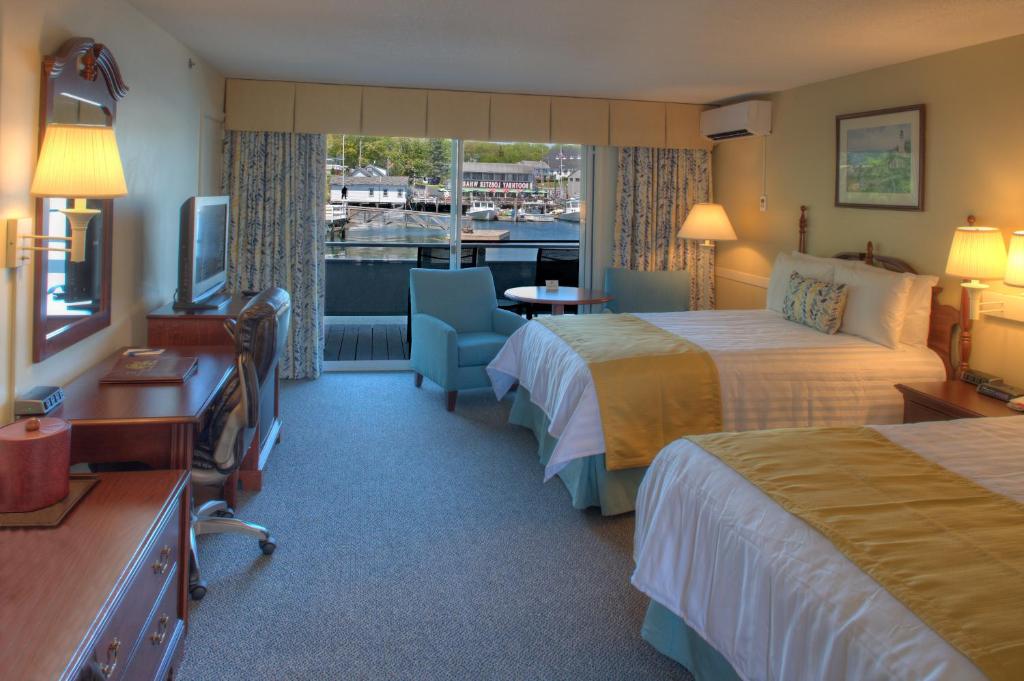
(900, 274, 939, 346)
(833, 265, 915, 348)
(766, 253, 836, 312)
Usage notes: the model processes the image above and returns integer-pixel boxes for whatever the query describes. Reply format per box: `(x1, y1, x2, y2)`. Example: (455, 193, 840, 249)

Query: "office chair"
(188, 287, 291, 601)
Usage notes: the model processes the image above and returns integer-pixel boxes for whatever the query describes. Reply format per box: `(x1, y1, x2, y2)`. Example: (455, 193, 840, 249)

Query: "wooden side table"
(895, 381, 1021, 423)
(504, 286, 612, 315)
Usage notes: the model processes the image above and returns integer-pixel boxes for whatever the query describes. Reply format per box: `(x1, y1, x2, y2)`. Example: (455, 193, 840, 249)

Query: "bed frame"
(796, 206, 959, 379)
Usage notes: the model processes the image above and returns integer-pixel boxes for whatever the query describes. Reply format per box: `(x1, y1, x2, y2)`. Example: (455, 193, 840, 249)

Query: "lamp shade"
(1006, 231, 1024, 287)
(30, 124, 127, 198)
(944, 226, 1006, 280)
(678, 203, 737, 242)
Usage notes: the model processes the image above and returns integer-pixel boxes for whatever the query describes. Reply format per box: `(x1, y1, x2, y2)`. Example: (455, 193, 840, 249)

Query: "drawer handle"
(150, 614, 170, 646)
(152, 545, 172, 575)
(100, 637, 120, 678)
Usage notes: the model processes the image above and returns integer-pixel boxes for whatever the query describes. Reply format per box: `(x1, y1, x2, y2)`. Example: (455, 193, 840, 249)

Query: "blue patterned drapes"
(223, 131, 326, 379)
(614, 148, 714, 310)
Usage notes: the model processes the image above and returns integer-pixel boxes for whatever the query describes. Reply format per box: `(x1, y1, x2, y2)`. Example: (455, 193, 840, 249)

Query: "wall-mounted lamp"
(1006, 231, 1024, 287)
(678, 203, 738, 247)
(29, 123, 127, 262)
(944, 216, 1007, 321)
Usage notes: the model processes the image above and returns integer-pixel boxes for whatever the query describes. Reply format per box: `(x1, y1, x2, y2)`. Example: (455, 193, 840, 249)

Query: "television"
(175, 195, 229, 310)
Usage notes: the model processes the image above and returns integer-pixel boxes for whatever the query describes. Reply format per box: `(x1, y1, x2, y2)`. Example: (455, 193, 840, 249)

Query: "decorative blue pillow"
(782, 271, 848, 334)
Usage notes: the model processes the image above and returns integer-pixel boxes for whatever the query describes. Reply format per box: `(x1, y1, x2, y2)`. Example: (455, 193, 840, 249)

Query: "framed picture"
(835, 104, 924, 210)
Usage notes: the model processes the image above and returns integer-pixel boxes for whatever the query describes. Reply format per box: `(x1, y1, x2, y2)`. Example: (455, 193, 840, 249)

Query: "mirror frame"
(33, 38, 128, 362)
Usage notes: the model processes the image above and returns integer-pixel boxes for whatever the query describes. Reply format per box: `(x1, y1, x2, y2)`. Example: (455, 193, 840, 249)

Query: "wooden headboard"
(796, 207, 959, 379)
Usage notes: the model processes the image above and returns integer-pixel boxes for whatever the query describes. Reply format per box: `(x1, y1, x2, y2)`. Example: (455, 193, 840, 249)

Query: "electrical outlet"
(759, 196, 767, 212)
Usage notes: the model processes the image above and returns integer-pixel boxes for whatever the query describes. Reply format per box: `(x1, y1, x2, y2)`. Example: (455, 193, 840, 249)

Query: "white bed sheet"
(487, 310, 947, 479)
(631, 417, 1024, 681)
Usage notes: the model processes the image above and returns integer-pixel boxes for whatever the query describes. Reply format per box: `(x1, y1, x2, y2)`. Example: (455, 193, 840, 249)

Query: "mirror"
(33, 39, 127, 362)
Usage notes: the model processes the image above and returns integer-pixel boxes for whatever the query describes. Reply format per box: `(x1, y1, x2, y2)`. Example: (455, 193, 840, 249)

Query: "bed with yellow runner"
(632, 416, 1024, 681)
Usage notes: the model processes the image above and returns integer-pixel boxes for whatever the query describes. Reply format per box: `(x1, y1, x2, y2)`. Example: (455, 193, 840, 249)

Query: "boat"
(560, 199, 581, 222)
(466, 200, 497, 221)
(518, 201, 556, 222)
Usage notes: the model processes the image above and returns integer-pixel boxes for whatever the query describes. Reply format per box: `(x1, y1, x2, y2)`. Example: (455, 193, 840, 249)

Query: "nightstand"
(895, 381, 1021, 423)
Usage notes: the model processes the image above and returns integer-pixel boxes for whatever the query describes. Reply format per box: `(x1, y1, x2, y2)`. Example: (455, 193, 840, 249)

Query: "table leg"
(552, 304, 565, 315)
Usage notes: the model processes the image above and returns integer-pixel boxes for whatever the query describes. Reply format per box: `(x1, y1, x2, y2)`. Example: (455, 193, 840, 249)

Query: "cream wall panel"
(362, 87, 427, 137)
(295, 83, 362, 134)
(490, 94, 550, 142)
(551, 97, 609, 145)
(713, 33, 1024, 385)
(225, 79, 294, 132)
(427, 90, 489, 140)
(667, 103, 711, 150)
(610, 100, 666, 147)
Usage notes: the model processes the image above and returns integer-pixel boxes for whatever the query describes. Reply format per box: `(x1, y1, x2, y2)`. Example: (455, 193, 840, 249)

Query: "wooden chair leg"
(446, 391, 457, 411)
(414, 373, 423, 387)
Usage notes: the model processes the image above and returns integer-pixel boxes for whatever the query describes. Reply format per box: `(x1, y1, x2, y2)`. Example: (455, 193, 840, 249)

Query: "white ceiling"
(128, 0, 1024, 103)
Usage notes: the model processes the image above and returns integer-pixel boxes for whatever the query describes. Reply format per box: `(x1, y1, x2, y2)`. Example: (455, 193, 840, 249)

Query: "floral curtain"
(223, 131, 326, 379)
(613, 147, 714, 310)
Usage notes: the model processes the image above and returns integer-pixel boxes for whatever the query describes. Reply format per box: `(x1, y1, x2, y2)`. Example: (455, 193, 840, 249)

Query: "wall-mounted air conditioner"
(700, 101, 772, 141)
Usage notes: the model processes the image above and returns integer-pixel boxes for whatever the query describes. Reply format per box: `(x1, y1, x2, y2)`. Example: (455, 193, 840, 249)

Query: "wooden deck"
(324, 322, 409, 361)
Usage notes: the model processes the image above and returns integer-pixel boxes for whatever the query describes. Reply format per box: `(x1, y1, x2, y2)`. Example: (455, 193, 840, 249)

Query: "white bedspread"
(487, 310, 947, 479)
(632, 417, 1024, 681)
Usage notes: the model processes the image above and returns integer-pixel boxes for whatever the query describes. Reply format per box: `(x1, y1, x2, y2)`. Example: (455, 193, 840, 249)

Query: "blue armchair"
(410, 267, 527, 411)
(603, 268, 691, 313)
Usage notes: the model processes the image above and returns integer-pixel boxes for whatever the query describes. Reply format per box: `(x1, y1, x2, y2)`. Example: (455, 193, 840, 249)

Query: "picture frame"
(835, 104, 924, 210)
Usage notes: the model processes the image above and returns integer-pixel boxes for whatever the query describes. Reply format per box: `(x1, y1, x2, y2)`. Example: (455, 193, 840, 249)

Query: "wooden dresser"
(0, 471, 190, 681)
(147, 295, 280, 492)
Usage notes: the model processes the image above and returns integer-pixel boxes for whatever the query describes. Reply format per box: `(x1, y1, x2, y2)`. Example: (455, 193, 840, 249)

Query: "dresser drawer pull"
(100, 637, 120, 678)
(150, 614, 170, 646)
(152, 545, 172, 575)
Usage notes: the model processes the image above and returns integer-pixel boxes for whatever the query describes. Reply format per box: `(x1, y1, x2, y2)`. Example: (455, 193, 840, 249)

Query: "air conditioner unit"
(700, 101, 772, 141)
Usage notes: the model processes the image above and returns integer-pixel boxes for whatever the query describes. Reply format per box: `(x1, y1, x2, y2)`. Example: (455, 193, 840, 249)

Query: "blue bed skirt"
(508, 387, 647, 516)
(642, 601, 742, 681)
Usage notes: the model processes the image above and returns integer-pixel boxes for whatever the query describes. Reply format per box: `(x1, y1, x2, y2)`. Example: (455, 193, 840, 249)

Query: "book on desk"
(100, 354, 199, 384)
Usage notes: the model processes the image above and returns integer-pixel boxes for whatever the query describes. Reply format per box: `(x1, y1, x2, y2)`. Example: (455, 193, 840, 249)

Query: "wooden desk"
(147, 296, 281, 492)
(0, 471, 189, 681)
(504, 286, 612, 315)
(52, 346, 235, 471)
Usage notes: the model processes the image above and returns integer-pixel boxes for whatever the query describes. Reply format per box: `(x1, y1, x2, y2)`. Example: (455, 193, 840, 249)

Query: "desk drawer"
(122, 565, 183, 681)
(88, 508, 180, 680)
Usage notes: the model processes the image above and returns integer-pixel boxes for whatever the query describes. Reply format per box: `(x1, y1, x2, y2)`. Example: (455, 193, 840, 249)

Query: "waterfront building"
(460, 161, 537, 198)
(330, 175, 409, 206)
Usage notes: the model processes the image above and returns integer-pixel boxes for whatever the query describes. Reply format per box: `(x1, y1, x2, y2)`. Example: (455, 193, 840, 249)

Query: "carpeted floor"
(178, 373, 692, 680)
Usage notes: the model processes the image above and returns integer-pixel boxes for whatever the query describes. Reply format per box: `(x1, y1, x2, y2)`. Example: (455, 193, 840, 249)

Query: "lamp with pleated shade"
(30, 124, 127, 262)
(1006, 231, 1024, 288)
(945, 222, 1007, 320)
(678, 203, 737, 247)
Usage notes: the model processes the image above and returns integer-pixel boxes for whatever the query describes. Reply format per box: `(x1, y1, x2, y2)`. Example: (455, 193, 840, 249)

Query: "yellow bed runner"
(539, 314, 721, 471)
(690, 426, 1024, 681)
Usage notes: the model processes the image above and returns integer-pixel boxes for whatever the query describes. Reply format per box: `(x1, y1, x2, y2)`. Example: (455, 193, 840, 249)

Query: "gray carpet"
(178, 373, 692, 680)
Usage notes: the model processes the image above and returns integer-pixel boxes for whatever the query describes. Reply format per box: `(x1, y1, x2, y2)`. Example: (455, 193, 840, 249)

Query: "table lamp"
(1006, 230, 1024, 287)
(678, 203, 737, 247)
(30, 123, 128, 262)
(944, 219, 1006, 320)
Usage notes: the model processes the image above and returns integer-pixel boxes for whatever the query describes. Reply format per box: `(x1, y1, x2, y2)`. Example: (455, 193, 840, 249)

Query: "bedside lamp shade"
(678, 203, 737, 247)
(30, 124, 127, 262)
(945, 225, 1007, 320)
(1006, 231, 1024, 287)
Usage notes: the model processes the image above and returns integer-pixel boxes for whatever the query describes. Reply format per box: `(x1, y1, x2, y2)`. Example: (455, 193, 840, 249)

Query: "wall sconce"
(977, 230, 1024, 324)
(944, 216, 1007, 321)
(29, 123, 127, 262)
(678, 203, 738, 248)
(4, 218, 70, 268)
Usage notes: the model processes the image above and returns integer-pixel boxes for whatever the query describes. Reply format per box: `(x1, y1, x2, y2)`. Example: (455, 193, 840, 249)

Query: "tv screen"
(177, 195, 229, 307)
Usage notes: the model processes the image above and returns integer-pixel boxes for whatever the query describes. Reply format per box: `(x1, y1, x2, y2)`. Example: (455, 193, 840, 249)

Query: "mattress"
(488, 309, 947, 479)
(631, 417, 1024, 681)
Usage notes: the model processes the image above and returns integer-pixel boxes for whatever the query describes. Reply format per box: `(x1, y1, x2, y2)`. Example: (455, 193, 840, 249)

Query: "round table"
(504, 286, 613, 315)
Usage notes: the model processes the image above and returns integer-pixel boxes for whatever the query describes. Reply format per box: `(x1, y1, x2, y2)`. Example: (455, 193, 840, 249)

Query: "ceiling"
(128, 0, 1024, 103)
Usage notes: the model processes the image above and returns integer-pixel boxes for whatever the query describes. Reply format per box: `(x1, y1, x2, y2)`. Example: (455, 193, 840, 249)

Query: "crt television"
(175, 195, 229, 309)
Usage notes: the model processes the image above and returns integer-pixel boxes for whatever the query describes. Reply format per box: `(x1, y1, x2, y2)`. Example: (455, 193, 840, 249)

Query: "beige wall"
(0, 0, 224, 419)
(714, 34, 1024, 385)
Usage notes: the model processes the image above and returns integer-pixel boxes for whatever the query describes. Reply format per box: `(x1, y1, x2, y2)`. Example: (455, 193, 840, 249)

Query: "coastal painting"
(835, 105, 924, 210)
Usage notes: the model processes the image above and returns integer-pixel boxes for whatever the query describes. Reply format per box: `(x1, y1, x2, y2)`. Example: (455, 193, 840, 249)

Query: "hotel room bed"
(488, 308, 948, 514)
(631, 416, 1024, 681)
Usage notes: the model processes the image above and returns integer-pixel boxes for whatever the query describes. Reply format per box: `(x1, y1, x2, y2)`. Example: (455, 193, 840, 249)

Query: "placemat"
(0, 475, 98, 528)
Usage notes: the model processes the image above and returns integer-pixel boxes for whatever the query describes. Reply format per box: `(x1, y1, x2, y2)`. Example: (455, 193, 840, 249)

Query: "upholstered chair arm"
(491, 308, 527, 337)
(410, 313, 459, 389)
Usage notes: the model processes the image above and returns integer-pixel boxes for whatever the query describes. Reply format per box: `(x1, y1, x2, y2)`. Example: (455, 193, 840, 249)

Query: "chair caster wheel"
(259, 538, 277, 555)
(214, 509, 234, 518)
(190, 582, 208, 601)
